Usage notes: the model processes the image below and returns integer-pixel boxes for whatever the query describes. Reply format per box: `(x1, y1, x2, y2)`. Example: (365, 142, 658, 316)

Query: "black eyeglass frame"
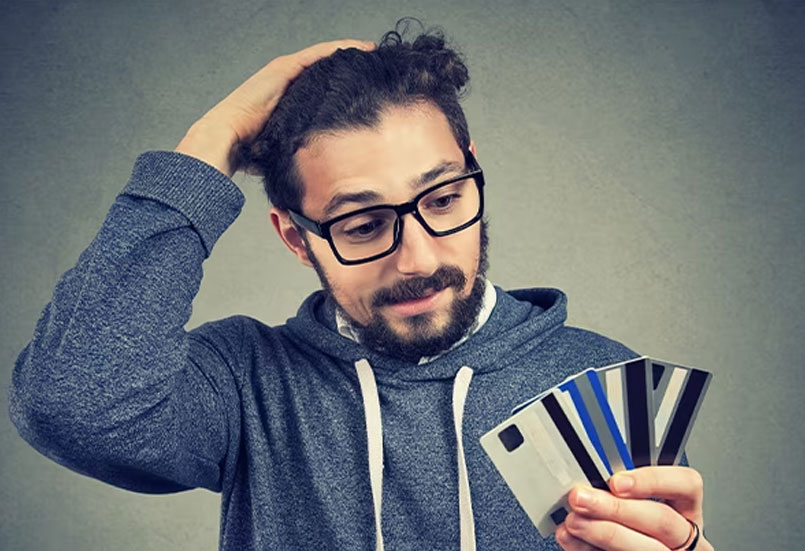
(288, 150, 486, 266)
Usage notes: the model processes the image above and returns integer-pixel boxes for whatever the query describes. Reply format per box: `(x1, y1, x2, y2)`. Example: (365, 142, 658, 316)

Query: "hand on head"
(175, 39, 375, 177)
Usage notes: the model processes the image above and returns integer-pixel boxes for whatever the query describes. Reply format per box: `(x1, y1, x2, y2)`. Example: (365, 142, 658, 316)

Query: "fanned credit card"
(480, 356, 712, 537)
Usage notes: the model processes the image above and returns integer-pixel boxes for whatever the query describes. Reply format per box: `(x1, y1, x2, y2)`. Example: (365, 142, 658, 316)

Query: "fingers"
(609, 466, 704, 519)
(568, 486, 693, 550)
(267, 39, 375, 80)
(561, 468, 708, 551)
(176, 37, 375, 175)
(201, 38, 375, 153)
(291, 39, 376, 68)
(564, 512, 672, 551)
(555, 524, 602, 551)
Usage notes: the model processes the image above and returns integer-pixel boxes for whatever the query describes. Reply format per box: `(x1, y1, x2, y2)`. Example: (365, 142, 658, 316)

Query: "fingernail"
(567, 513, 589, 530)
(574, 488, 592, 509)
(613, 474, 634, 493)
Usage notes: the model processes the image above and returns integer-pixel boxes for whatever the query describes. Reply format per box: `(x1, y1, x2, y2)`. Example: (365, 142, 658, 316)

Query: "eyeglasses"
(289, 150, 485, 265)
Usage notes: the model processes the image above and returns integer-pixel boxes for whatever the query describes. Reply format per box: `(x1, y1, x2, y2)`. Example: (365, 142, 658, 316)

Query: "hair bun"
(379, 18, 469, 95)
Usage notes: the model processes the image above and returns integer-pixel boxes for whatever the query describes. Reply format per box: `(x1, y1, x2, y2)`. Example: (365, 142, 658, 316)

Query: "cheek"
(321, 257, 385, 310)
(449, 229, 483, 294)
(339, 269, 378, 297)
(443, 228, 482, 269)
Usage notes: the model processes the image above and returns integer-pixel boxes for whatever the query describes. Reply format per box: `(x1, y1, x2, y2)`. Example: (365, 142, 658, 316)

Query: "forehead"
(295, 103, 464, 218)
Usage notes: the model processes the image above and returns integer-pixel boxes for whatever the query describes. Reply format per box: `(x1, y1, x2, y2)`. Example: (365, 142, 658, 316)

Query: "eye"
(343, 217, 389, 240)
(425, 193, 461, 212)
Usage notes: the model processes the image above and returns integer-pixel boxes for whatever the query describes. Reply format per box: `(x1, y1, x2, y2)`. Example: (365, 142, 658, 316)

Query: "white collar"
(335, 278, 497, 364)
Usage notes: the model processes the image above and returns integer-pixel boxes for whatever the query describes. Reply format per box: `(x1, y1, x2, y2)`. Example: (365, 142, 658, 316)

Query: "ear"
(469, 139, 478, 159)
(269, 207, 314, 268)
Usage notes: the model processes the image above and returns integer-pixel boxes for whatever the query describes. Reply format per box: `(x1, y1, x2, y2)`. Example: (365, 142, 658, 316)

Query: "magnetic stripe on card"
(657, 369, 709, 465)
(559, 379, 613, 475)
(542, 393, 609, 491)
(654, 367, 688, 449)
(625, 359, 652, 467)
(652, 362, 666, 390)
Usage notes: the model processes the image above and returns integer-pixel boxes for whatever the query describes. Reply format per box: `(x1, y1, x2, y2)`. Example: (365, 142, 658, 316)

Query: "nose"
(392, 214, 440, 276)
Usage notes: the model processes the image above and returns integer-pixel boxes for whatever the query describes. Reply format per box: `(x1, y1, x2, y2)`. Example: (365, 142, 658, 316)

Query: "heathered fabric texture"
(9, 152, 638, 550)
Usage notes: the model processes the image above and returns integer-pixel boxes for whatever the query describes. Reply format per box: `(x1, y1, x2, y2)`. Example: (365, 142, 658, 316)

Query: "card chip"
(550, 507, 568, 526)
(499, 424, 524, 452)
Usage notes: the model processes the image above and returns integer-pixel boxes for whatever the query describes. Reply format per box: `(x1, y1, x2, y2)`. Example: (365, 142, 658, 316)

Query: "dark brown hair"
(237, 19, 471, 213)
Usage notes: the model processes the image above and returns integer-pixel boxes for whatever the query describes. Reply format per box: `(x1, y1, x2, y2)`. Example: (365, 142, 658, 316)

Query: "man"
(9, 26, 712, 551)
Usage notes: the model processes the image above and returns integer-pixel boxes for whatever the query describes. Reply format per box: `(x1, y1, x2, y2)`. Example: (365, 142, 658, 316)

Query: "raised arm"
(8, 39, 374, 494)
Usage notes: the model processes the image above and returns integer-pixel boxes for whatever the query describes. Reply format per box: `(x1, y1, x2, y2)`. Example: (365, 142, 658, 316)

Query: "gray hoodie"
(9, 152, 637, 550)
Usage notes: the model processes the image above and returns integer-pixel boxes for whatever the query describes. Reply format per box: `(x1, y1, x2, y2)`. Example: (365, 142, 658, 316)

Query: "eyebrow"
(322, 159, 467, 218)
(323, 190, 384, 218)
(410, 159, 466, 190)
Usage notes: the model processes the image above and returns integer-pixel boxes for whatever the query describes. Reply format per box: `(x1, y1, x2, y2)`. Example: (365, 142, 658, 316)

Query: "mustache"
(371, 266, 467, 307)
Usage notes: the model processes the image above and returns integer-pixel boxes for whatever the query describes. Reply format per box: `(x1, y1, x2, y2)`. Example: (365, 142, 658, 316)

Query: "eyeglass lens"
(328, 176, 481, 262)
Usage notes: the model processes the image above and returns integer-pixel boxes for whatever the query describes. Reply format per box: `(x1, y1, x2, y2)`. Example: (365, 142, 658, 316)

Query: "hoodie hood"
(283, 285, 568, 381)
(283, 285, 572, 551)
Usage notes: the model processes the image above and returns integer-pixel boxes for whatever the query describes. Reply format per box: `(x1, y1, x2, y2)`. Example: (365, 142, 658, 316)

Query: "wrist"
(174, 119, 239, 177)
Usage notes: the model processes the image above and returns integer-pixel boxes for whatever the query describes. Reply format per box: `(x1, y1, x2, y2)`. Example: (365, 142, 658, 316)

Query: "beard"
(307, 220, 490, 363)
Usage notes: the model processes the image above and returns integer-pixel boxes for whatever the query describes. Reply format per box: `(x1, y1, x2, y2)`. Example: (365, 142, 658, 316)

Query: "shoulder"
(510, 325, 639, 391)
(538, 325, 639, 378)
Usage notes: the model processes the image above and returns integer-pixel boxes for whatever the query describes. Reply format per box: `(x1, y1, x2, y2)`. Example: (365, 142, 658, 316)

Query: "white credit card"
(480, 387, 610, 537)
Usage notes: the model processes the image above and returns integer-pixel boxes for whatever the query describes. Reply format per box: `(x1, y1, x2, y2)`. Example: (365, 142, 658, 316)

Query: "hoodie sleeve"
(8, 151, 246, 494)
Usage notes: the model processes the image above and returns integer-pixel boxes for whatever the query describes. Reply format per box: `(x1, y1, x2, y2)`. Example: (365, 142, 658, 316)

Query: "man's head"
(240, 23, 472, 213)
(240, 24, 489, 361)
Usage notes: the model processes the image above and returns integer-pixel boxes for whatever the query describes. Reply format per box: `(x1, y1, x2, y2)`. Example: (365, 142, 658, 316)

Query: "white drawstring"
(355, 359, 385, 551)
(354, 359, 477, 551)
(453, 366, 477, 551)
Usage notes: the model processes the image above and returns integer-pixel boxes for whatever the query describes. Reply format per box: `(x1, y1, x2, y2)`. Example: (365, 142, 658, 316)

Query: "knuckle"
(554, 526, 571, 548)
(608, 494, 623, 519)
(269, 55, 290, 68)
(657, 505, 682, 541)
(564, 513, 580, 533)
(632, 466, 655, 494)
(600, 521, 618, 549)
(687, 468, 704, 494)
(264, 59, 283, 73)
(645, 466, 661, 492)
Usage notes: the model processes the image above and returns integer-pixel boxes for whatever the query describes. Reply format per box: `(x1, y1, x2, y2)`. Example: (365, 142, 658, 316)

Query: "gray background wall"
(2, 0, 803, 549)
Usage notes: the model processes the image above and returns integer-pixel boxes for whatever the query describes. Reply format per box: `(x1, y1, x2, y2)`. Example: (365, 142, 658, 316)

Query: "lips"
(387, 288, 444, 317)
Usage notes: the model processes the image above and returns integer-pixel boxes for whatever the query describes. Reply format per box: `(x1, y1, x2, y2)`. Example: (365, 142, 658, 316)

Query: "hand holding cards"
(480, 356, 712, 537)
